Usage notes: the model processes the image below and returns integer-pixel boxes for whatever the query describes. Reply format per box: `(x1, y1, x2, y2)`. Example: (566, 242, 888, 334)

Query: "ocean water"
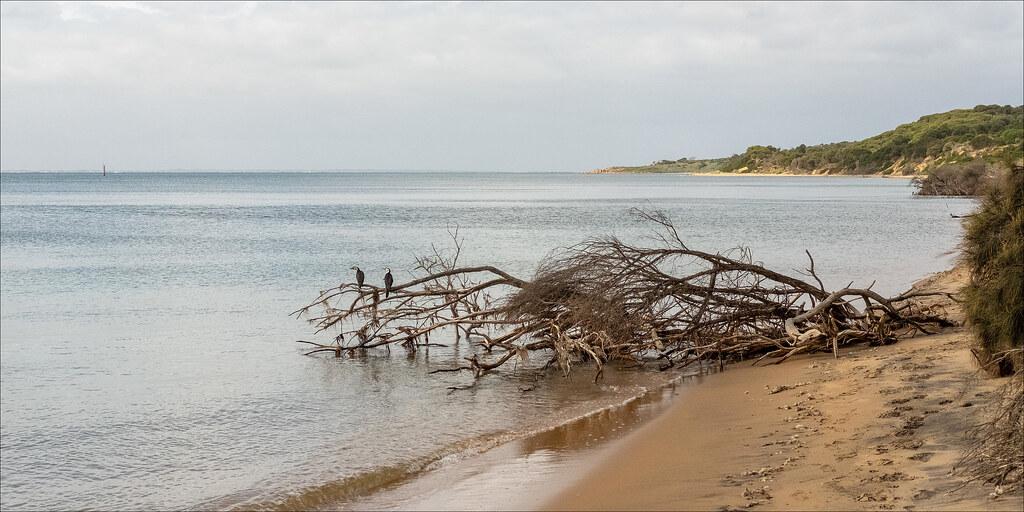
(0, 172, 971, 510)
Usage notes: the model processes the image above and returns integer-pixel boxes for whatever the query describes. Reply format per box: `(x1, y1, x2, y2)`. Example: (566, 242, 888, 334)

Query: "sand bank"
(588, 168, 917, 178)
(546, 267, 1022, 511)
(680, 172, 917, 179)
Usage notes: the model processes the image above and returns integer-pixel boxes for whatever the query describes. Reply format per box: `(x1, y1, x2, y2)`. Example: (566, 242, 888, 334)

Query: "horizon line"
(0, 168, 578, 174)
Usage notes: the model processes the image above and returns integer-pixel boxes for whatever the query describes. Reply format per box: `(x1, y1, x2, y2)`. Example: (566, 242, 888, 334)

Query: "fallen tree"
(294, 210, 955, 381)
(912, 161, 1000, 197)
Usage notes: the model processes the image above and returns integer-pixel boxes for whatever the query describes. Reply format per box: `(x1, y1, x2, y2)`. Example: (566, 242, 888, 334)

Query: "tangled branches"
(294, 211, 955, 382)
(957, 351, 1024, 489)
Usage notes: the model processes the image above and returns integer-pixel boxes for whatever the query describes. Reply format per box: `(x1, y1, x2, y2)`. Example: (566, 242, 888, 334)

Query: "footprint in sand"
(903, 373, 934, 382)
(913, 489, 937, 500)
(879, 405, 915, 418)
(895, 415, 925, 436)
(879, 386, 914, 396)
(894, 438, 924, 450)
(864, 471, 914, 482)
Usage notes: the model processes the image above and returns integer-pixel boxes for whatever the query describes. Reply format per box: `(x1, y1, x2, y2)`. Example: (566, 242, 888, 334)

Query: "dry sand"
(546, 267, 1022, 511)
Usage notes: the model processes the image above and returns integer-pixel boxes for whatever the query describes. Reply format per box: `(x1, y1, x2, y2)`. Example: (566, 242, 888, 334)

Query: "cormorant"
(384, 267, 394, 298)
(351, 266, 365, 288)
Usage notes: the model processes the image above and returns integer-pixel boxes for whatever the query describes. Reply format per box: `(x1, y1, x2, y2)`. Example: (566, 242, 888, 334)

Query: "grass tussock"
(962, 166, 1024, 375)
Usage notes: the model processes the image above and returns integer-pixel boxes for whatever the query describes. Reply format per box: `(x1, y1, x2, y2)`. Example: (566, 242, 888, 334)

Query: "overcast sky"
(1, 1, 1022, 171)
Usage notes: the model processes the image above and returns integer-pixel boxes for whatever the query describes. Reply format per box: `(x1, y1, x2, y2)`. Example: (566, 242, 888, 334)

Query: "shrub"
(958, 167, 1023, 487)
(962, 166, 1024, 375)
(971, 134, 996, 148)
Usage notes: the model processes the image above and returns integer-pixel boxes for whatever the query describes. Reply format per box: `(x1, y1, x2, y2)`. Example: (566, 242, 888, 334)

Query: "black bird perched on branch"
(351, 266, 365, 288)
(384, 267, 394, 298)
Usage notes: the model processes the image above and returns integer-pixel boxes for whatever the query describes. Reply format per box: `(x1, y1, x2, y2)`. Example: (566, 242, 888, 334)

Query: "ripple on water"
(0, 172, 970, 510)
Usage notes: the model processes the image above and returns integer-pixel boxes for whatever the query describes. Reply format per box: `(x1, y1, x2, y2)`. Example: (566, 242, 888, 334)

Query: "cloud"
(1, 1, 1022, 170)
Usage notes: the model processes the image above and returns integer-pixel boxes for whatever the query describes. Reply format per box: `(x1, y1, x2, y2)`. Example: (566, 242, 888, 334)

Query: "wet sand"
(336, 380, 692, 511)
(547, 267, 1023, 511)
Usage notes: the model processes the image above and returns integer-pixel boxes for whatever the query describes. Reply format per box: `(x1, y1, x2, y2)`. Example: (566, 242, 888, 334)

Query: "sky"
(1, 1, 1022, 172)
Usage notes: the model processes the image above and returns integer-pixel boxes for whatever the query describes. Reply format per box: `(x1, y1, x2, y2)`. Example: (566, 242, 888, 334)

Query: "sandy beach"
(546, 266, 1023, 511)
(681, 172, 918, 179)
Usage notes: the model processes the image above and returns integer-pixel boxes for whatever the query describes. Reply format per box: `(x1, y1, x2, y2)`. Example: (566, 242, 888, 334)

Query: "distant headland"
(591, 104, 1023, 176)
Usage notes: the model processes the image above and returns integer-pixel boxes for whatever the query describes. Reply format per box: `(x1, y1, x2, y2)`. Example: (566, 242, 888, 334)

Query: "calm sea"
(0, 172, 971, 510)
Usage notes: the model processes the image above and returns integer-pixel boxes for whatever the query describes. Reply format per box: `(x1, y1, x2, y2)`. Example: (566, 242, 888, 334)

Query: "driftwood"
(294, 210, 955, 382)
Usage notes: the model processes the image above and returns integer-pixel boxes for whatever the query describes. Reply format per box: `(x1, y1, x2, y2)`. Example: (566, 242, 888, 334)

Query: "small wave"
(202, 429, 518, 511)
(213, 373, 687, 511)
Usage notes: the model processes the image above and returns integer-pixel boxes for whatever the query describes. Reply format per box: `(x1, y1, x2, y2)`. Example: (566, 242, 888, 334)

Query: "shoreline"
(333, 369, 709, 510)
(681, 171, 916, 179)
(331, 265, 1023, 512)
(545, 266, 1022, 511)
(589, 169, 917, 179)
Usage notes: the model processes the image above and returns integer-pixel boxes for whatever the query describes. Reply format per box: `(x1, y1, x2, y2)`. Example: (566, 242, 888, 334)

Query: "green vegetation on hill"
(595, 105, 1023, 176)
